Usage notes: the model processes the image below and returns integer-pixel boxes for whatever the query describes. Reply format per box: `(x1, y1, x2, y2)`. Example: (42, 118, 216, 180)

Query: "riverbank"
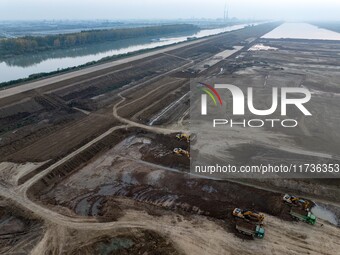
(0, 22, 260, 89)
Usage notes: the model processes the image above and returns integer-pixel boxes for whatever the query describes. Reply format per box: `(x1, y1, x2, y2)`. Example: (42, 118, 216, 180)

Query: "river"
(262, 22, 340, 40)
(0, 23, 257, 83)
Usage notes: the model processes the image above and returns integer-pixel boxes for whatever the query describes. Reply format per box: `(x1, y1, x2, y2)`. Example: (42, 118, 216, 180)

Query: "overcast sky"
(0, 0, 339, 21)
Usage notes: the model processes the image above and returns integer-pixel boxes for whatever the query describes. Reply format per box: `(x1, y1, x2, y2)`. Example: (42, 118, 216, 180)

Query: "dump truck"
(290, 207, 316, 225)
(235, 219, 265, 239)
(233, 208, 265, 223)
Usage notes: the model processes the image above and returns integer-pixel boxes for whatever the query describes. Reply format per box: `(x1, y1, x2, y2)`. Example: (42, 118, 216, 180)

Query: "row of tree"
(0, 24, 199, 57)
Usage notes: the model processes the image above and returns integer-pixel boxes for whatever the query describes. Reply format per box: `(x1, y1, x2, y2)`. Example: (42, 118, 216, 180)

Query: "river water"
(0, 23, 256, 83)
(262, 22, 340, 41)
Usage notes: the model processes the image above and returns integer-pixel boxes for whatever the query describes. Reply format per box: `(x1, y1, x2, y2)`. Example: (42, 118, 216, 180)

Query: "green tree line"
(0, 24, 199, 57)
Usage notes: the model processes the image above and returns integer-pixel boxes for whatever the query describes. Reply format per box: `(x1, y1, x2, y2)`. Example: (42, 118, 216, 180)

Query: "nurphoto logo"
(198, 83, 312, 128)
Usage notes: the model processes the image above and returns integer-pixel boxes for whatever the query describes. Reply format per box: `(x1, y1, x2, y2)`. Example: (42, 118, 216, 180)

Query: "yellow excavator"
(176, 133, 190, 143)
(173, 148, 190, 158)
(233, 208, 265, 223)
(283, 194, 311, 211)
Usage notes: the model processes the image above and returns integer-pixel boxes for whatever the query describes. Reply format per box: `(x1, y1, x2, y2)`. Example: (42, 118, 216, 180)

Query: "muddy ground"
(0, 22, 340, 255)
(0, 198, 43, 254)
(0, 23, 278, 163)
(71, 230, 181, 255)
(33, 132, 290, 225)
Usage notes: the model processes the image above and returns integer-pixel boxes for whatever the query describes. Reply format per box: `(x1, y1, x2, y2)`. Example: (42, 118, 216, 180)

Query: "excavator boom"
(232, 208, 265, 223)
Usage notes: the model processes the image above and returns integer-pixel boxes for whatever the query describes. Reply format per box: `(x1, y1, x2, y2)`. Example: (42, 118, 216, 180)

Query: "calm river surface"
(0, 23, 257, 83)
(262, 22, 340, 40)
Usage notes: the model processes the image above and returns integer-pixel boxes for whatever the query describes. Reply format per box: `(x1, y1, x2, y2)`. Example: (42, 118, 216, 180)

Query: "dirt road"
(111, 54, 193, 134)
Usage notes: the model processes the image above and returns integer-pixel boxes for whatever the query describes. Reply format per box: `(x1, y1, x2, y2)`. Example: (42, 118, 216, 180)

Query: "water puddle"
(311, 204, 338, 226)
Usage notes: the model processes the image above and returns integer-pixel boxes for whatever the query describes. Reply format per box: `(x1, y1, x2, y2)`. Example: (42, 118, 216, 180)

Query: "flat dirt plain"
(1, 22, 340, 254)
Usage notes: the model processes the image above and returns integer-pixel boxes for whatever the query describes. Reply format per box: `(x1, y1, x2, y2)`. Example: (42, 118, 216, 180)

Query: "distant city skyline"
(0, 0, 340, 21)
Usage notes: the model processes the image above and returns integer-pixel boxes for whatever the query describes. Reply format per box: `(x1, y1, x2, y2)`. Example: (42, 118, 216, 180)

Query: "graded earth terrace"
(0, 22, 340, 254)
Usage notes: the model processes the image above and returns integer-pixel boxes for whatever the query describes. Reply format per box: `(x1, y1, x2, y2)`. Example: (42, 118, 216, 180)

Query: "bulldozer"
(233, 208, 265, 223)
(176, 133, 190, 143)
(283, 194, 311, 211)
(173, 148, 190, 158)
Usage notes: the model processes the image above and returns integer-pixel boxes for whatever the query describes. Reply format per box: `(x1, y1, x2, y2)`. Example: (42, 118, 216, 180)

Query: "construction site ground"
(0, 22, 340, 254)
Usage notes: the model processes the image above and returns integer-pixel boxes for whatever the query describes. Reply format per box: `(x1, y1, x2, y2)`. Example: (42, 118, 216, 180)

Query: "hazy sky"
(0, 0, 339, 21)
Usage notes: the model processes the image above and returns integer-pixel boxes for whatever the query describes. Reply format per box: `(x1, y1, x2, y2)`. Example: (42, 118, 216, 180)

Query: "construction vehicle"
(235, 219, 265, 239)
(176, 133, 190, 143)
(290, 207, 316, 225)
(233, 208, 265, 223)
(173, 148, 190, 158)
(283, 194, 311, 211)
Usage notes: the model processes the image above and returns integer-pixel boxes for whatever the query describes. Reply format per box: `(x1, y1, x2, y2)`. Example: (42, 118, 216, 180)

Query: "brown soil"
(71, 230, 182, 255)
(0, 202, 43, 254)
